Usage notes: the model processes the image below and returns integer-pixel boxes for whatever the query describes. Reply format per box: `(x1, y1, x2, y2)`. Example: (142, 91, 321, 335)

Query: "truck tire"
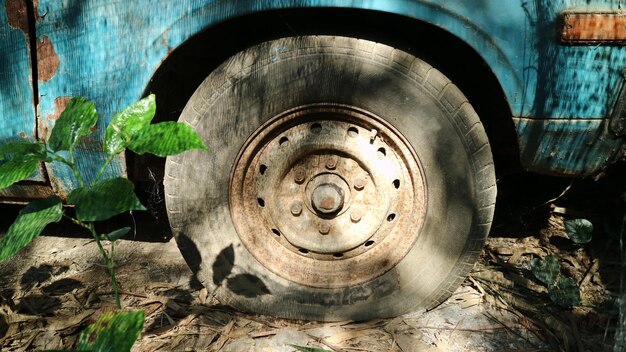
(164, 36, 496, 321)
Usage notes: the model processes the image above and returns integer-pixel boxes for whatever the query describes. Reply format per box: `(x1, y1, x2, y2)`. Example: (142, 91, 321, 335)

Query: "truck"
(1, 0, 625, 321)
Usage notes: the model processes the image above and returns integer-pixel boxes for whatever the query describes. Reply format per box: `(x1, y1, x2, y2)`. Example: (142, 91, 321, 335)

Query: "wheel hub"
(311, 182, 344, 215)
(230, 104, 426, 288)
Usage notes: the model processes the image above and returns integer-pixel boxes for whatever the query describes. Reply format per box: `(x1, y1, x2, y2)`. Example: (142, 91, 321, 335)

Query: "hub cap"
(230, 104, 426, 288)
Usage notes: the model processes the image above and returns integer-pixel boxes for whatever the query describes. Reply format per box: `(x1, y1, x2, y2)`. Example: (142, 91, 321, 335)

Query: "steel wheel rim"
(230, 104, 427, 288)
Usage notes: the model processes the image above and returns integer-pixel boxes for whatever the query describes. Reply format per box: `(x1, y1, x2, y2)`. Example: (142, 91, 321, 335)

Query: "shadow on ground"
(0, 162, 624, 351)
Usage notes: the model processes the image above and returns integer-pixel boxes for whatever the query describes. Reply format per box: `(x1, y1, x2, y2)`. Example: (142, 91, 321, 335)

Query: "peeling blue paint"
(0, 9, 34, 140)
(515, 118, 623, 176)
(0, 0, 45, 184)
(1, 0, 626, 198)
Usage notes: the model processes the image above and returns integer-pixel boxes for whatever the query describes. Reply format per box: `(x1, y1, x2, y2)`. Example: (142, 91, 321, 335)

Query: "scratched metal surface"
(1, 0, 625, 198)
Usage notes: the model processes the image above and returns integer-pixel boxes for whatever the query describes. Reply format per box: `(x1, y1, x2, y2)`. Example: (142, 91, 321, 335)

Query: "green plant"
(0, 95, 206, 310)
(45, 310, 145, 352)
(564, 218, 593, 244)
(531, 255, 581, 307)
(77, 310, 145, 352)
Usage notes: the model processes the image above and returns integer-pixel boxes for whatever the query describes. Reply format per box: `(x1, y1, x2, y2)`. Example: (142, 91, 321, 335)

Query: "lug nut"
(294, 168, 305, 184)
(319, 223, 330, 235)
(325, 158, 337, 170)
(290, 202, 302, 216)
(354, 178, 367, 190)
(350, 210, 362, 223)
(370, 128, 378, 143)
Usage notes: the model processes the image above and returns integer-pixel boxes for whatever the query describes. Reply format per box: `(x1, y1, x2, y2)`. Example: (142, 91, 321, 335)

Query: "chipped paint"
(46, 96, 70, 121)
(5, 0, 29, 35)
(514, 118, 623, 176)
(36, 35, 59, 82)
(0, 0, 622, 202)
(38, 96, 70, 142)
(0, 0, 47, 187)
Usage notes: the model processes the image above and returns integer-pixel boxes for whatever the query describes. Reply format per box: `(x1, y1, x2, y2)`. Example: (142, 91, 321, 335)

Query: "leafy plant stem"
(92, 154, 115, 186)
(48, 155, 73, 168)
(108, 240, 121, 309)
(85, 223, 121, 309)
(62, 213, 90, 231)
(67, 220, 120, 309)
(69, 148, 85, 188)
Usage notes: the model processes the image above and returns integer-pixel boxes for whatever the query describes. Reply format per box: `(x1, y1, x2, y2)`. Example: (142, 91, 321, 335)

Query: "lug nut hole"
(279, 136, 289, 146)
(298, 248, 309, 254)
(271, 228, 281, 237)
(311, 123, 322, 133)
(393, 179, 400, 189)
(257, 198, 265, 207)
(260, 164, 267, 175)
(347, 126, 358, 136)
(365, 240, 375, 247)
(387, 213, 396, 222)
(377, 147, 387, 157)
(333, 253, 344, 258)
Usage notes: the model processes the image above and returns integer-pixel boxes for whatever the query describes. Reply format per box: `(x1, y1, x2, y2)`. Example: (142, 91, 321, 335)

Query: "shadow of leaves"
(17, 294, 61, 315)
(41, 278, 83, 296)
(212, 244, 234, 286)
(20, 264, 69, 290)
(226, 274, 270, 298)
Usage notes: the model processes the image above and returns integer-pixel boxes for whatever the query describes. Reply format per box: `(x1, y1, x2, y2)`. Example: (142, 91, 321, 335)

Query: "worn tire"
(164, 36, 496, 321)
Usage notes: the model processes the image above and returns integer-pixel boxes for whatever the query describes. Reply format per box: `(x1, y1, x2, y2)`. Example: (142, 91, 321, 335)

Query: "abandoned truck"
(1, 0, 626, 321)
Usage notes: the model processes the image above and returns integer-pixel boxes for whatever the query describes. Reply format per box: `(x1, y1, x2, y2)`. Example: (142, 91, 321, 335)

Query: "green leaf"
(103, 227, 131, 242)
(0, 196, 62, 261)
(0, 140, 47, 159)
(77, 310, 144, 352)
(0, 157, 41, 190)
(531, 255, 560, 286)
(0, 140, 48, 189)
(67, 178, 145, 222)
(564, 218, 593, 244)
(127, 121, 207, 157)
(104, 95, 156, 155)
(289, 345, 332, 352)
(549, 277, 581, 307)
(48, 97, 98, 152)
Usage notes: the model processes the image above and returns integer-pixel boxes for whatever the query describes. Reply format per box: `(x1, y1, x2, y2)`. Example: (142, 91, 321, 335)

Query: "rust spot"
(37, 114, 49, 142)
(37, 35, 59, 82)
(161, 36, 173, 55)
(5, 0, 29, 35)
(6, 0, 40, 35)
(40, 96, 70, 142)
(319, 196, 336, 210)
(561, 12, 626, 43)
(47, 96, 71, 121)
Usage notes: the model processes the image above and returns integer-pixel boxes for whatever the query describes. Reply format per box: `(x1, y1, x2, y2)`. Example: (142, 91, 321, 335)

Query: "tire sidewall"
(165, 36, 495, 320)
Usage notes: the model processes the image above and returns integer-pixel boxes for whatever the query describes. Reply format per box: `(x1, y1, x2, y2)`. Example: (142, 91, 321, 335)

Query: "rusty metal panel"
(514, 118, 623, 176)
(561, 12, 626, 43)
(0, 183, 55, 204)
(23, 0, 626, 188)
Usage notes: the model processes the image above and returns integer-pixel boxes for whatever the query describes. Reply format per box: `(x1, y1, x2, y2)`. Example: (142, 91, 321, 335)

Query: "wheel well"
(131, 7, 520, 182)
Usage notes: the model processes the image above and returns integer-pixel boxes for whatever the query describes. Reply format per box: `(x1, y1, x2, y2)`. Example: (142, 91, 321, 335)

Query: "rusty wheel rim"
(230, 104, 426, 288)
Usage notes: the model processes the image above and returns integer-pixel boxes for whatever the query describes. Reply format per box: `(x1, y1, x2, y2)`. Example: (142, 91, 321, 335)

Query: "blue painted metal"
(1, 0, 626, 198)
(0, 1, 34, 141)
(0, 0, 54, 202)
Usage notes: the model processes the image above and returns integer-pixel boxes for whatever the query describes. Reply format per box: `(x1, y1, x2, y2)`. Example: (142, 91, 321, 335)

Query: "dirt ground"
(0, 164, 625, 351)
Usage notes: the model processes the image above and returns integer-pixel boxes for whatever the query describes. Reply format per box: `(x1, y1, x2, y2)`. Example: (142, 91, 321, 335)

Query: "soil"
(0, 163, 625, 352)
